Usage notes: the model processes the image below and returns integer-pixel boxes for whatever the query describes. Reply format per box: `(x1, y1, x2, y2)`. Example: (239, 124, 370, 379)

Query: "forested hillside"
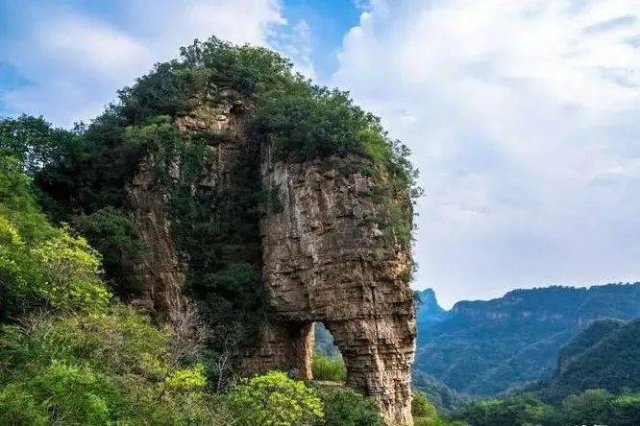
(531, 318, 640, 401)
(453, 318, 640, 426)
(414, 284, 640, 396)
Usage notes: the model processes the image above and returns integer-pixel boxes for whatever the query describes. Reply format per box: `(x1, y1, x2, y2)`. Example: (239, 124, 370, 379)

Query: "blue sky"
(1, 0, 639, 307)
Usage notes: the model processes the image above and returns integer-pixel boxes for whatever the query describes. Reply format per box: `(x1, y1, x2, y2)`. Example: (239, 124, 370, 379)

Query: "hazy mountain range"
(414, 283, 640, 397)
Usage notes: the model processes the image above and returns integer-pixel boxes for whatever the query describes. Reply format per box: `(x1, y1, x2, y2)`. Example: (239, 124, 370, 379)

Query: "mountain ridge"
(414, 282, 640, 396)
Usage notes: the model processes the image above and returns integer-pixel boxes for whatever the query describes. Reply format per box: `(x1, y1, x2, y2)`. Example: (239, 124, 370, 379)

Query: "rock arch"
(128, 113, 417, 425)
(239, 157, 417, 425)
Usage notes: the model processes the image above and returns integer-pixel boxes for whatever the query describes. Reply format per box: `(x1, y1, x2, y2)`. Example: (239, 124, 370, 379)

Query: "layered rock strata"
(128, 106, 417, 424)
(253, 154, 416, 424)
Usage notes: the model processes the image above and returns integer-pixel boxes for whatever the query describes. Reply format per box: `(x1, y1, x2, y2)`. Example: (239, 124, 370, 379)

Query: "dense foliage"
(0, 307, 225, 425)
(412, 371, 470, 413)
(530, 318, 640, 401)
(453, 315, 640, 425)
(225, 371, 324, 426)
(412, 390, 465, 426)
(456, 390, 640, 426)
(319, 387, 384, 426)
(0, 156, 109, 320)
(414, 284, 640, 396)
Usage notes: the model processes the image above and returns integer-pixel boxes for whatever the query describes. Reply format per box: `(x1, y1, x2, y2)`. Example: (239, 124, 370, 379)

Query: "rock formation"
(257, 154, 416, 424)
(124, 100, 416, 425)
(127, 157, 188, 322)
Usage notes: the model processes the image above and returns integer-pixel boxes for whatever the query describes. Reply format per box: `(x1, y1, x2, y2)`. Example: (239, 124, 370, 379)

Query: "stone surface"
(130, 106, 416, 425)
(127, 158, 188, 323)
(243, 152, 416, 425)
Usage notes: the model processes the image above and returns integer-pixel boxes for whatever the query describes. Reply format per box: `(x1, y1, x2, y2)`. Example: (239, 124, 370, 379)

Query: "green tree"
(0, 115, 79, 173)
(0, 306, 223, 425)
(320, 387, 383, 426)
(0, 156, 109, 320)
(560, 389, 612, 426)
(225, 371, 324, 426)
(458, 395, 551, 426)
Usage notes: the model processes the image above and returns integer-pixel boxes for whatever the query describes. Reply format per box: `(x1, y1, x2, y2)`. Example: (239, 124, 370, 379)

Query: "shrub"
(0, 156, 110, 319)
(0, 306, 223, 425)
(312, 352, 347, 382)
(320, 387, 383, 426)
(225, 371, 324, 426)
(75, 207, 147, 296)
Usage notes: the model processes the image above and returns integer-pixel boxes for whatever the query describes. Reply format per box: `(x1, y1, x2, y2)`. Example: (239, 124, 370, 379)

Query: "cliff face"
(257, 155, 416, 424)
(127, 157, 187, 322)
(125, 105, 416, 425)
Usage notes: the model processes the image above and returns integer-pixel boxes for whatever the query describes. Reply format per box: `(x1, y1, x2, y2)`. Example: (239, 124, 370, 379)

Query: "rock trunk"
(254, 154, 416, 425)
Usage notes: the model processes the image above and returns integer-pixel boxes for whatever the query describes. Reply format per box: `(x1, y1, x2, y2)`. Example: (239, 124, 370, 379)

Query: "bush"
(0, 156, 110, 319)
(75, 207, 147, 296)
(457, 395, 551, 426)
(412, 390, 462, 426)
(0, 306, 224, 425)
(225, 371, 324, 426)
(320, 387, 383, 426)
(312, 352, 347, 382)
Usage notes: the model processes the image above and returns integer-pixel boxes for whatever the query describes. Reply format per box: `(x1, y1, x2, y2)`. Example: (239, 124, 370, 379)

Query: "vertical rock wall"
(258, 155, 417, 425)
(126, 107, 417, 425)
(127, 159, 188, 323)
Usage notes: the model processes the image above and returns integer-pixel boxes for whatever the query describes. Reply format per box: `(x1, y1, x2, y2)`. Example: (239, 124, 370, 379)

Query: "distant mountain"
(315, 322, 341, 357)
(414, 283, 640, 397)
(530, 318, 640, 401)
(416, 289, 448, 324)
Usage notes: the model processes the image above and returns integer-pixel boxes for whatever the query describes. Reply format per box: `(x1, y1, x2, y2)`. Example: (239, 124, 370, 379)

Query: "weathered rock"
(127, 157, 188, 323)
(239, 153, 416, 425)
(129, 110, 416, 425)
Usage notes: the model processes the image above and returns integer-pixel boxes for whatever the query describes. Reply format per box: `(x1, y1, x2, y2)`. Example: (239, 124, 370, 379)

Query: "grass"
(312, 352, 347, 382)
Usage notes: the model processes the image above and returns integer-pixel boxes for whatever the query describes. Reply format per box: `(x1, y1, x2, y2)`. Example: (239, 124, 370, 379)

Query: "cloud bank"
(332, 0, 640, 307)
(0, 0, 284, 124)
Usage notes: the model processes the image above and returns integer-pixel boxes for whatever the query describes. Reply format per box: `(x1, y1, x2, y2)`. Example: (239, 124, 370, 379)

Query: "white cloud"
(35, 14, 153, 80)
(333, 0, 640, 307)
(1, 0, 285, 125)
(268, 18, 316, 79)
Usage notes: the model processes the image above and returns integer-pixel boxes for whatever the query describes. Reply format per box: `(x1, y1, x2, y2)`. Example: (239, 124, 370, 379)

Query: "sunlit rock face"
(128, 104, 417, 425)
(252, 153, 416, 425)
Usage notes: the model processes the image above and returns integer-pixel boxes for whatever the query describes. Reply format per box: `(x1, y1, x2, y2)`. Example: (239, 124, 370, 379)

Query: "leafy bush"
(0, 114, 80, 174)
(312, 352, 347, 382)
(412, 390, 464, 426)
(75, 207, 147, 296)
(225, 371, 324, 426)
(0, 156, 109, 319)
(457, 395, 552, 426)
(0, 306, 224, 425)
(319, 387, 383, 426)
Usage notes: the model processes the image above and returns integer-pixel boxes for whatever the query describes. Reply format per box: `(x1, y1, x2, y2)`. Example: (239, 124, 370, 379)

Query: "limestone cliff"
(127, 157, 187, 322)
(258, 155, 416, 424)
(123, 102, 416, 424)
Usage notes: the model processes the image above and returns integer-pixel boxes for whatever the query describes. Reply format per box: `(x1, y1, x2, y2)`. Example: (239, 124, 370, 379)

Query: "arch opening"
(312, 322, 347, 383)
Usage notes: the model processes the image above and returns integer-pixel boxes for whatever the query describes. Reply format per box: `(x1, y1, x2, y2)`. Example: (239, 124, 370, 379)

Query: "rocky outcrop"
(127, 159, 188, 323)
(248, 153, 416, 424)
(128, 105, 416, 425)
